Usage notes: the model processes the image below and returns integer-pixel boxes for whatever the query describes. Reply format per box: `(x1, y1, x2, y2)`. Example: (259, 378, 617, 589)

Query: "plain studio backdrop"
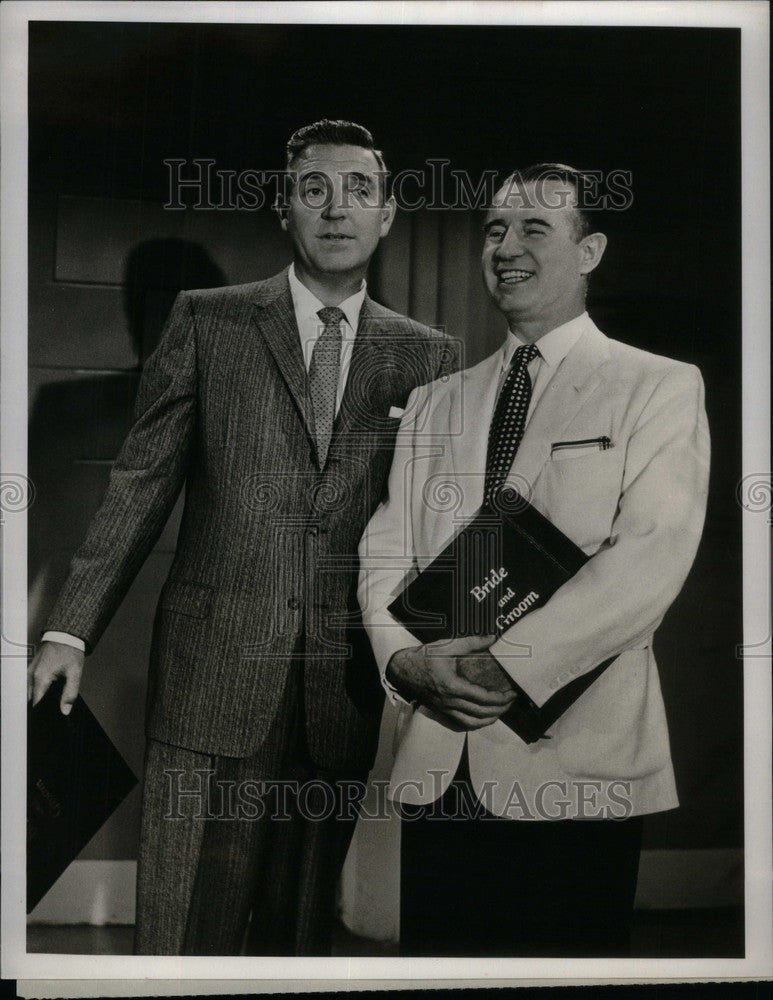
(26, 20, 742, 954)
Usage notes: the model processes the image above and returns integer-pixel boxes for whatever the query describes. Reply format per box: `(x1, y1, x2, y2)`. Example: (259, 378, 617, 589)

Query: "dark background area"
(27, 20, 742, 907)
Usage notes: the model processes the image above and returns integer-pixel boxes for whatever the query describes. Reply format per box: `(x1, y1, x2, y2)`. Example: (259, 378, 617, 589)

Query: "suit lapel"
(509, 319, 611, 495)
(448, 351, 502, 522)
(328, 296, 398, 458)
(252, 269, 317, 450)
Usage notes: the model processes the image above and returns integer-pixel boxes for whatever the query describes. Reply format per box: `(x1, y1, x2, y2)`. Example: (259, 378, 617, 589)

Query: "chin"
(494, 288, 529, 308)
(317, 259, 361, 274)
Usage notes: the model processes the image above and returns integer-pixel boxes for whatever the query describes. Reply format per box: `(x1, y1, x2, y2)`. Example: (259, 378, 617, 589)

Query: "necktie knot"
(512, 342, 539, 368)
(317, 306, 346, 328)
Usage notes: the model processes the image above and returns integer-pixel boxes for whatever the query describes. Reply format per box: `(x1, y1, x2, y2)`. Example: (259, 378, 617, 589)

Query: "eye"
(486, 226, 506, 242)
(347, 179, 376, 206)
(298, 175, 331, 207)
(524, 227, 547, 238)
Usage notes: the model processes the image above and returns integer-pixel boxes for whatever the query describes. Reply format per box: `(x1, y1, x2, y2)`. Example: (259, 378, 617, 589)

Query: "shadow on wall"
(122, 239, 228, 362)
(29, 239, 227, 633)
(28, 238, 230, 861)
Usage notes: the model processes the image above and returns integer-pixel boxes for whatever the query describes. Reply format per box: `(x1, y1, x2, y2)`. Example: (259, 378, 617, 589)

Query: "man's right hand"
(27, 641, 84, 715)
(385, 635, 517, 731)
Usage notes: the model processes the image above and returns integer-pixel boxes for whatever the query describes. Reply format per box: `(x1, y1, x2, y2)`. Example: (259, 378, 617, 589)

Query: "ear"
(579, 232, 607, 275)
(274, 197, 290, 231)
(379, 194, 397, 238)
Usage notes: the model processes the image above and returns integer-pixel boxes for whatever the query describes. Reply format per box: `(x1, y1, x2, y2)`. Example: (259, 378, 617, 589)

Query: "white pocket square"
(388, 406, 405, 419)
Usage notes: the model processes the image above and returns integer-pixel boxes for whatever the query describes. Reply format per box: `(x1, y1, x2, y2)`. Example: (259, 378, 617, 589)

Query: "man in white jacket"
(358, 164, 710, 956)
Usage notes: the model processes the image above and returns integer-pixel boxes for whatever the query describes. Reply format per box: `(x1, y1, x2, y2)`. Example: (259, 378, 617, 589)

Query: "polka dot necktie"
(485, 343, 539, 503)
(309, 306, 345, 468)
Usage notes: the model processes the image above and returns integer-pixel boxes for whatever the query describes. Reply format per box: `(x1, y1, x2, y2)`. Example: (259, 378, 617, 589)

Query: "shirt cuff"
(383, 654, 423, 709)
(368, 623, 423, 707)
(42, 631, 86, 653)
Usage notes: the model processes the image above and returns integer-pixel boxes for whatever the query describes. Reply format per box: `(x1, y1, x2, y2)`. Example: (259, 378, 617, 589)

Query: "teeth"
(499, 269, 532, 282)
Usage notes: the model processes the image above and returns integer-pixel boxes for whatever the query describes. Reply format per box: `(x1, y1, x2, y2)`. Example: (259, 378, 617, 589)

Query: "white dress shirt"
(287, 263, 366, 414)
(497, 311, 589, 420)
(44, 265, 369, 654)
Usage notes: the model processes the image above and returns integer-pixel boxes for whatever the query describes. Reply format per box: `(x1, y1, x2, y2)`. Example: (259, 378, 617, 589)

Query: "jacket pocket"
(158, 580, 215, 619)
(554, 650, 671, 780)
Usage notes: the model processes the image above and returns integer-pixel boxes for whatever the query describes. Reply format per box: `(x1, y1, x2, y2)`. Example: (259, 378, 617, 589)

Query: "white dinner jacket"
(358, 316, 710, 819)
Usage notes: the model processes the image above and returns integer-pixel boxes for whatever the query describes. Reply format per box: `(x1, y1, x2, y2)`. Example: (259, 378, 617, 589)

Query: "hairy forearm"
(385, 647, 423, 703)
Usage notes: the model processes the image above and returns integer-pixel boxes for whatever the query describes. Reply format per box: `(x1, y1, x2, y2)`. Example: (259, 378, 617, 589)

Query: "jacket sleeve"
(489, 364, 711, 706)
(45, 292, 198, 651)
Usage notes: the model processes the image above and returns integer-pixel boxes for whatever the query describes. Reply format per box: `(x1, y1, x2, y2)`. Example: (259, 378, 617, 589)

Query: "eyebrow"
(295, 171, 327, 185)
(346, 172, 375, 186)
(482, 216, 554, 232)
(296, 170, 374, 184)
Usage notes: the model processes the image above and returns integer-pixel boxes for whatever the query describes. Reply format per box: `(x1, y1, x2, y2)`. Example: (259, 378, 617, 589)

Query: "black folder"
(27, 678, 139, 912)
(387, 487, 614, 743)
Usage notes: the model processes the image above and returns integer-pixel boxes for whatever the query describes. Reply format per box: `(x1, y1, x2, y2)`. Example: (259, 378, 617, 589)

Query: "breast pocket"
(537, 449, 625, 552)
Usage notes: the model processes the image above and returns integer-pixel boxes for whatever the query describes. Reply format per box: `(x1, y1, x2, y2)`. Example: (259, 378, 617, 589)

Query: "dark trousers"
(134, 657, 363, 956)
(399, 746, 643, 957)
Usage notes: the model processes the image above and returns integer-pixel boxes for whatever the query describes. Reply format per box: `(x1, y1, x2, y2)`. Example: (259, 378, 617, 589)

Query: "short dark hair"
(500, 163, 593, 241)
(285, 118, 387, 174)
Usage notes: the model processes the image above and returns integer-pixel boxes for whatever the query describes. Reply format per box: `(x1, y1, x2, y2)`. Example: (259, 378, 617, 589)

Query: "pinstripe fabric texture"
(47, 268, 455, 770)
(133, 652, 357, 955)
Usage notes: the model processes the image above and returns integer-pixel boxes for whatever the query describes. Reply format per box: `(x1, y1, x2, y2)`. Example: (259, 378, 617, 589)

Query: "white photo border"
(2, 0, 770, 988)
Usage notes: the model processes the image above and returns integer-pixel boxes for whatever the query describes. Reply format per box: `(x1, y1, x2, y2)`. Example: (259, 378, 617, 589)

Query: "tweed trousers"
(134, 649, 366, 956)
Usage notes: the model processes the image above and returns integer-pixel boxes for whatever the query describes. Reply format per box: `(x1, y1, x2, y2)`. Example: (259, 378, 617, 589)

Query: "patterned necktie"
(309, 306, 345, 468)
(485, 342, 539, 503)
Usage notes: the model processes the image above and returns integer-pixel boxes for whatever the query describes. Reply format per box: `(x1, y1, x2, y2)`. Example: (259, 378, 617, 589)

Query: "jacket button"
(287, 598, 300, 610)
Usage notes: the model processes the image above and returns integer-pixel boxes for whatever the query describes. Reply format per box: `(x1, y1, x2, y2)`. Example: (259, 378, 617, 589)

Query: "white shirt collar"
(501, 311, 589, 371)
(288, 263, 366, 333)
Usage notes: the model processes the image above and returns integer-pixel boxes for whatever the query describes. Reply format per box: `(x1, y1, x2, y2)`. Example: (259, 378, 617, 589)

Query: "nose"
(322, 175, 347, 220)
(321, 199, 345, 221)
(495, 227, 525, 258)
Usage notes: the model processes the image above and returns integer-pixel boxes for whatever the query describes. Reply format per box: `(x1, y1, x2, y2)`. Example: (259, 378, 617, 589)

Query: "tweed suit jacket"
(46, 269, 455, 768)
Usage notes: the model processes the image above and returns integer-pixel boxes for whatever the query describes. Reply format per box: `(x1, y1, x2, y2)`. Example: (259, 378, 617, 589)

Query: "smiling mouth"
(497, 269, 533, 284)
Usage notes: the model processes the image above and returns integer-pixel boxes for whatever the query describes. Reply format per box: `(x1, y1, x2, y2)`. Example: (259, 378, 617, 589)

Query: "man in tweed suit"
(28, 119, 454, 955)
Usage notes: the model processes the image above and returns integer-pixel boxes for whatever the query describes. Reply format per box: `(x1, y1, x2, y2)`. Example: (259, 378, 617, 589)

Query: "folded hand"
(386, 635, 517, 731)
(455, 648, 515, 694)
